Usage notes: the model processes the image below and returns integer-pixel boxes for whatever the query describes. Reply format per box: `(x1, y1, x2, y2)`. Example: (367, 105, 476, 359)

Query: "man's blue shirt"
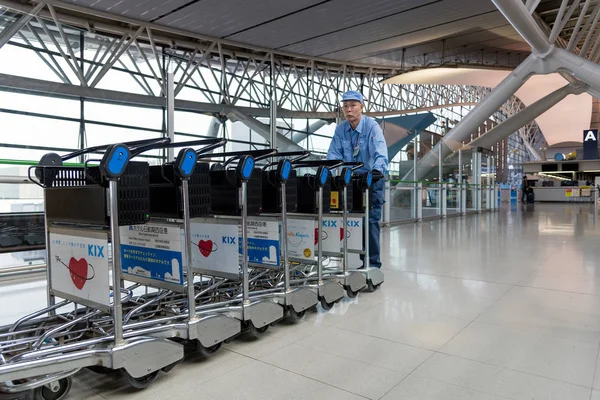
(326, 115, 389, 175)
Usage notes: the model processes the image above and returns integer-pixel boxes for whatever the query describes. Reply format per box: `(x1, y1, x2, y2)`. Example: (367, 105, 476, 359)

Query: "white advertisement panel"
(345, 217, 363, 268)
(240, 219, 280, 267)
(49, 231, 110, 308)
(191, 221, 239, 277)
(286, 218, 314, 261)
(319, 216, 342, 253)
(119, 223, 184, 287)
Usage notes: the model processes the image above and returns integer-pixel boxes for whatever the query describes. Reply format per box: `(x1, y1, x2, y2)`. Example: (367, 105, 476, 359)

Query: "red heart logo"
(68, 257, 88, 290)
(340, 228, 344, 241)
(314, 228, 319, 245)
(198, 240, 213, 257)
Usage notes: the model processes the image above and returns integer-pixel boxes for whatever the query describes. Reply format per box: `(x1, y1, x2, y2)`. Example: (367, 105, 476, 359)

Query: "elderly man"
(326, 90, 389, 269)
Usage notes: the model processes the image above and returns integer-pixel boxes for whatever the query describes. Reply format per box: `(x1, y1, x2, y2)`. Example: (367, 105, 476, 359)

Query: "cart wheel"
(125, 371, 159, 390)
(32, 377, 71, 400)
(286, 307, 305, 322)
(196, 341, 222, 358)
(243, 322, 269, 339)
(346, 287, 358, 298)
(364, 280, 379, 292)
(320, 298, 334, 310)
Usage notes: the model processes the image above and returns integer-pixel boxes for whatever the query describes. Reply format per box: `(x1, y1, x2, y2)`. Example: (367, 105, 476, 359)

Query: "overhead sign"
(583, 129, 598, 160)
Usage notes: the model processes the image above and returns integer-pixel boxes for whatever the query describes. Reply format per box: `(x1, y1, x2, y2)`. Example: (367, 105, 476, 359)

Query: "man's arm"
(370, 121, 389, 175)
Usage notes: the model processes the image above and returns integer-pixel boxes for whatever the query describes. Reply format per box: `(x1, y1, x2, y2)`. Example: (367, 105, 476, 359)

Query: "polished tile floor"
(4, 202, 600, 399)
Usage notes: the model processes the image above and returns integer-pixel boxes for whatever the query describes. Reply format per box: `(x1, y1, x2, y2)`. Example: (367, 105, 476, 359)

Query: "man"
(326, 90, 389, 268)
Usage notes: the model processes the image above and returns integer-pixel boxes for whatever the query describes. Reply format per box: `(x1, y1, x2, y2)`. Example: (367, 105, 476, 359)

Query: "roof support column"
(461, 83, 586, 152)
(409, 54, 548, 180)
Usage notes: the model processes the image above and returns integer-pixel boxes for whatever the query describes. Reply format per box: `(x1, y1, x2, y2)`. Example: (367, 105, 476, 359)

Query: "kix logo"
(347, 221, 360, 228)
(88, 245, 105, 258)
(322, 220, 337, 227)
(222, 236, 236, 244)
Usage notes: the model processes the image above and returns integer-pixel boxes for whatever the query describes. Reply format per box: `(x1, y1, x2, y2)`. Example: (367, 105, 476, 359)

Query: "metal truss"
(0, 0, 515, 119)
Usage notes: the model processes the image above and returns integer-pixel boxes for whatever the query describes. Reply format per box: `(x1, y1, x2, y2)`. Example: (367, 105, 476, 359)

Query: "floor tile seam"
(590, 344, 600, 399)
(374, 338, 457, 400)
(433, 349, 596, 390)
(326, 324, 441, 353)
(392, 270, 525, 288)
(468, 317, 600, 346)
(291, 341, 412, 374)
(159, 349, 258, 398)
(513, 282, 600, 297)
(255, 358, 372, 400)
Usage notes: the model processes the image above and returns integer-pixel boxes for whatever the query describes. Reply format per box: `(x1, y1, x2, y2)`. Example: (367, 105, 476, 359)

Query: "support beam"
(225, 109, 306, 153)
(492, 0, 553, 55)
(0, 73, 476, 120)
(0, 2, 44, 50)
(456, 83, 584, 153)
(291, 120, 328, 143)
(166, 72, 175, 161)
(407, 54, 545, 181)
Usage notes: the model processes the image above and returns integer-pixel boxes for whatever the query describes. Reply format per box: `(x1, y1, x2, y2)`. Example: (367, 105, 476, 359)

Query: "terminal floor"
(4, 203, 600, 399)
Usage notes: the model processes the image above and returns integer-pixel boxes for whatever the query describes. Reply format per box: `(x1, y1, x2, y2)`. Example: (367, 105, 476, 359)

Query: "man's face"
(343, 100, 363, 124)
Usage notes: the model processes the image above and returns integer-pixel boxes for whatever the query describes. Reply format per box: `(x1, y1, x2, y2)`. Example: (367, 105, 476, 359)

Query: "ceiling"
(58, 0, 544, 68)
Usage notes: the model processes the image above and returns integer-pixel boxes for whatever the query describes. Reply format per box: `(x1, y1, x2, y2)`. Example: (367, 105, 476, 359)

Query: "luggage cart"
(0, 139, 185, 399)
(353, 170, 385, 292)
(246, 151, 320, 321)
(187, 149, 286, 339)
(323, 163, 368, 298)
(284, 159, 347, 310)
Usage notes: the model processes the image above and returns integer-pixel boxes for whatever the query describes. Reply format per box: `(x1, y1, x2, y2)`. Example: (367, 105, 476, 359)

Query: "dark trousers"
(361, 179, 384, 268)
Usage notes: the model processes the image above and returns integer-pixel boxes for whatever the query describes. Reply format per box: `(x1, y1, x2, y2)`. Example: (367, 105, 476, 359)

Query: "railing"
(383, 180, 499, 225)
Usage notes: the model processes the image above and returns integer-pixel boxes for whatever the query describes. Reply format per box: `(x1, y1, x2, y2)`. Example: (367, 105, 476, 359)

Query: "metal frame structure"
(0, 1, 533, 159)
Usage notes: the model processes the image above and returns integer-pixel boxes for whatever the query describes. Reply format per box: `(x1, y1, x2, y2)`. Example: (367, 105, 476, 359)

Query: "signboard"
(583, 129, 598, 160)
(320, 216, 342, 253)
(287, 218, 314, 261)
(190, 220, 239, 278)
(120, 223, 184, 288)
(240, 219, 280, 267)
(346, 216, 363, 269)
(49, 229, 110, 309)
(565, 188, 573, 197)
(581, 186, 592, 197)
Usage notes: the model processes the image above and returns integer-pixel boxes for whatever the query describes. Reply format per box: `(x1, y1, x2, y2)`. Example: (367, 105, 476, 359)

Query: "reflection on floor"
(3, 203, 600, 399)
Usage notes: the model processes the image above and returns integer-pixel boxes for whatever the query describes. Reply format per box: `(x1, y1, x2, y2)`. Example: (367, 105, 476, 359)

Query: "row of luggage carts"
(0, 138, 384, 400)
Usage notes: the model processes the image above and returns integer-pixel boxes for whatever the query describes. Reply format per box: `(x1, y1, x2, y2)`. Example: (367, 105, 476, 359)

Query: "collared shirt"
(326, 115, 389, 175)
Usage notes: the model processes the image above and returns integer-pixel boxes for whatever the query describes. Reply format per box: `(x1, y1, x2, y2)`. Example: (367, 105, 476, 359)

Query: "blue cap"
(342, 90, 364, 104)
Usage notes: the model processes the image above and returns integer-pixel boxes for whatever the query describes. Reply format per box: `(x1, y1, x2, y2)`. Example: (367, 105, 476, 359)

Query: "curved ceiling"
(382, 67, 592, 146)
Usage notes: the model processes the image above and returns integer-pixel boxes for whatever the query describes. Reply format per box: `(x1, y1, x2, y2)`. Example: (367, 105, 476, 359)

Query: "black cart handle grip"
(292, 159, 344, 169)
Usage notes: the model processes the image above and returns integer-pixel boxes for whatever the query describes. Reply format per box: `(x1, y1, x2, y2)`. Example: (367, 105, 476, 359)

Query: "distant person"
(326, 90, 389, 268)
(521, 175, 530, 203)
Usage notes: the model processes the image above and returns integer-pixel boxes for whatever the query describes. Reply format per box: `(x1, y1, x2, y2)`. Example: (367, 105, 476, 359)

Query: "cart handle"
(261, 151, 311, 170)
(210, 149, 277, 166)
(128, 138, 172, 157)
(59, 138, 171, 162)
(341, 161, 364, 171)
(292, 159, 344, 169)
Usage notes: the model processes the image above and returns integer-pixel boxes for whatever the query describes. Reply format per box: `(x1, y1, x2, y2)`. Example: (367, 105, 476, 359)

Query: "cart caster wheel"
(286, 307, 306, 322)
(346, 286, 359, 298)
(243, 322, 269, 339)
(32, 377, 71, 400)
(364, 280, 380, 292)
(125, 371, 159, 390)
(320, 298, 334, 310)
(196, 342, 222, 358)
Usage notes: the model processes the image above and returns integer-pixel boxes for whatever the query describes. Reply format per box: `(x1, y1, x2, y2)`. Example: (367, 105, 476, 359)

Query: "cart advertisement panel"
(49, 231, 110, 308)
(346, 216, 363, 268)
(320, 217, 342, 253)
(190, 221, 239, 277)
(239, 219, 280, 267)
(120, 223, 184, 286)
(286, 218, 314, 261)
